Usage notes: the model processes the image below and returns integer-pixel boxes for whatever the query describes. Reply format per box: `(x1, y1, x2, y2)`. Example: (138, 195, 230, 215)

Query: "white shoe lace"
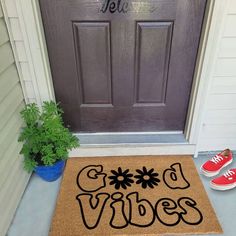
(224, 170, 235, 178)
(211, 155, 223, 164)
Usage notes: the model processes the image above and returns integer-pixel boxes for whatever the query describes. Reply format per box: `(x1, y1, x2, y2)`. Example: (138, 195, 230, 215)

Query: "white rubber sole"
(210, 182, 236, 191)
(200, 158, 233, 177)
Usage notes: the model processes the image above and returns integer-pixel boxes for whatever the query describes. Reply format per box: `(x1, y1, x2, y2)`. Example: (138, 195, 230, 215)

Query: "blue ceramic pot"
(34, 160, 65, 182)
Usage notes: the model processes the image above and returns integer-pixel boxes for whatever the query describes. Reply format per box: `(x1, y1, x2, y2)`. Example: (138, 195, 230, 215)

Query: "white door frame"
(2, 0, 229, 154)
(184, 0, 229, 145)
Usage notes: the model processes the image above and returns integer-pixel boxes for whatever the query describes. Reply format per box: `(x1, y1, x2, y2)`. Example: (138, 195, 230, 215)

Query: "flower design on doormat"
(134, 167, 160, 189)
(108, 167, 134, 190)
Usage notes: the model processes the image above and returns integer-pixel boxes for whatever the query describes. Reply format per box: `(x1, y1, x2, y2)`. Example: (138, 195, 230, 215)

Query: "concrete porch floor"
(7, 153, 236, 236)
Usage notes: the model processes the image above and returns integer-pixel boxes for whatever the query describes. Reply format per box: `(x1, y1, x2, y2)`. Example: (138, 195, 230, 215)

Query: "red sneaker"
(200, 149, 233, 177)
(210, 169, 236, 190)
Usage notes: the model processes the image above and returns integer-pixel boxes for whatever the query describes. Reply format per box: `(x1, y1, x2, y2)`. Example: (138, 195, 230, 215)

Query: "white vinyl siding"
(0, 5, 30, 236)
(198, 0, 236, 151)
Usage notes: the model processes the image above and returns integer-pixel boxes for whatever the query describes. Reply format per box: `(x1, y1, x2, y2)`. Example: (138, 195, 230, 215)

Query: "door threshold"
(69, 144, 195, 157)
(75, 132, 187, 147)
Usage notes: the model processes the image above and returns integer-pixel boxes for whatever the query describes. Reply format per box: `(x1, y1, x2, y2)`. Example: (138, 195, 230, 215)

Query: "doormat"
(49, 156, 222, 236)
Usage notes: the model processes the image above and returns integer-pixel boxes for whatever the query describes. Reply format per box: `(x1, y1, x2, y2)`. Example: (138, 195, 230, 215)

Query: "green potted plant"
(18, 101, 79, 181)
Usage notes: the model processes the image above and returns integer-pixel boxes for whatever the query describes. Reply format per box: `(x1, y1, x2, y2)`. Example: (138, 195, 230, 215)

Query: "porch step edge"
(69, 144, 196, 157)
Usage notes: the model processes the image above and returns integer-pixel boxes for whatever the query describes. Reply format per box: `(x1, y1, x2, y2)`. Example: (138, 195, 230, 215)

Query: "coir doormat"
(49, 156, 222, 235)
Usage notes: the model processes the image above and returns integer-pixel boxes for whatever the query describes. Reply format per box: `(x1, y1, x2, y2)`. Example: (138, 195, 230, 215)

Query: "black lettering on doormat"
(110, 192, 129, 229)
(76, 165, 107, 192)
(75, 192, 203, 229)
(163, 163, 190, 190)
(126, 191, 155, 228)
(134, 167, 160, 189)
(108, 167, 134, 190)
(155, 197, 203, 226)
(75, 162, 203, 230)
(76, 193, 110, 229)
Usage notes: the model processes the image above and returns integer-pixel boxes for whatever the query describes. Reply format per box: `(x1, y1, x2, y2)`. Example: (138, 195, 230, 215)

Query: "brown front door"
(39, 0, 206, 132)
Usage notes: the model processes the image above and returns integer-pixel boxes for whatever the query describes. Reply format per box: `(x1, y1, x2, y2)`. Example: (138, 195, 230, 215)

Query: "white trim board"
(184, 0, 228, 144)
(0, 0, 28, 102)
(14, 0, 55, 105)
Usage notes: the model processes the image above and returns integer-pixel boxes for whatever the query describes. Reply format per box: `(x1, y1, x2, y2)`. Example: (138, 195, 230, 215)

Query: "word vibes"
(75, 163, 203, 230)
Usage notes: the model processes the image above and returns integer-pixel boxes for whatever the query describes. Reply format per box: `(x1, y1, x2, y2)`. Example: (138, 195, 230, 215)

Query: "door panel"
(39, 0, 207, 132)
(135, 22, 173, 104)
(73, 22, 112, 105)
